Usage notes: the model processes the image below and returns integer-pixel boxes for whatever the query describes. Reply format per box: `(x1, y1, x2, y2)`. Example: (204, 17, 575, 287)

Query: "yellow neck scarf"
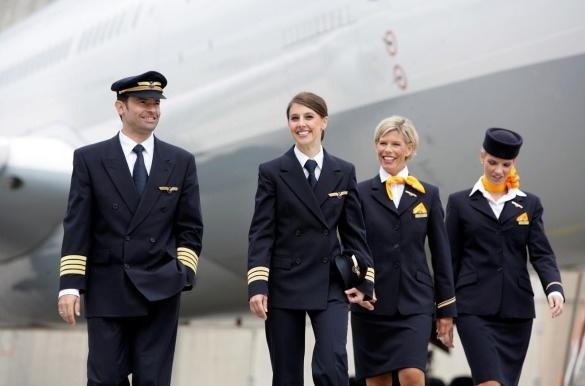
(385, 175, 425, 200)
(481, 167, 520, 193)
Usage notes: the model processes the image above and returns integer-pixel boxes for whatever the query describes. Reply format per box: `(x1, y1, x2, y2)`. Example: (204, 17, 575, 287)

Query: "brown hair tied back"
(286, 92, 328, 119)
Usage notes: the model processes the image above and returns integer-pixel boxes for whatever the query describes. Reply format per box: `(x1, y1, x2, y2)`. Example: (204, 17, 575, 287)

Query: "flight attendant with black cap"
(351, 116, 456, 386)
(247, 91, 375, 386)
(57, 71, 203, 386)
(446, 127, 564, 386)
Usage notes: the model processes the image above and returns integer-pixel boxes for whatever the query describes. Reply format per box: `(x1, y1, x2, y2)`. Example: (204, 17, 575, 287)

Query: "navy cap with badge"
(482, 127, 523, 159)
(334, 250, 365, 289)
(111, 70, 167, 100)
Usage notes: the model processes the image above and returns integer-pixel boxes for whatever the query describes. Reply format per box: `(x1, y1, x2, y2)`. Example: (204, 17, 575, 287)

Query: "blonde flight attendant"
(351, 116, 456, 386)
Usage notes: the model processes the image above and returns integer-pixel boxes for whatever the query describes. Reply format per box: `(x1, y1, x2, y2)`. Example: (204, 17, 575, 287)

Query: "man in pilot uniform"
(57, 71, 203, 386)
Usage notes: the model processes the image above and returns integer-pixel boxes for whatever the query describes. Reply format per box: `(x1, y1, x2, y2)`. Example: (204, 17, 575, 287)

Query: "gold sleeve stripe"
(178, 257, 197, 272)
(177, 248, 199, 269)
(60, 263, 86, 270)
(60, 256, 87, 276)
(177, 247, 199, 260)
(177, 252, 197, 264)
(546, 281, 563, 290)
(60, 268, 86, 276)
(61, 255, 87, 263)
(437, 297, 456, 309)
(248, 273, 269, 285)
(365, 268, 375, 282)
(248, 276, 269, 284)
(248, 271, 269, 279)
(248, 267, 269, 277)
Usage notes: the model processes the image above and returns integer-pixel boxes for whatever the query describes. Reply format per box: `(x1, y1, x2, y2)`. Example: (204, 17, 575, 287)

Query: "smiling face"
(376, 129, 413, 176)
(480, 150, 516, 185)
(116, 96, 161, 141)
(287, 102, 328, 155)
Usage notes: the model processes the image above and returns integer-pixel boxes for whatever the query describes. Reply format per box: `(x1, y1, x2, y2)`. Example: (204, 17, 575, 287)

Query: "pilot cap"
(111, 70, 167, 99)
(483, 127, 523, 159)
(334, 250, 364, 289)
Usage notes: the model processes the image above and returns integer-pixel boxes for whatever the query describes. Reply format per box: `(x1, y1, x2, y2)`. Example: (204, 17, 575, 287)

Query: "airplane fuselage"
(0, 0, 584, 325)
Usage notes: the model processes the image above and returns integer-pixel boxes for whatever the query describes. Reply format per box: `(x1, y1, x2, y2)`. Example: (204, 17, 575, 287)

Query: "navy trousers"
(266, 296, 350, 386)
(86, 294, 181, 386)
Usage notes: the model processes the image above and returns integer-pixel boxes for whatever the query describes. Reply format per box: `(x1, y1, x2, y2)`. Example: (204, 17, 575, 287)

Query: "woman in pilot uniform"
(351, 116, 456, 386)
(247, 91, 375, 386)
(445, 127, 564, 386)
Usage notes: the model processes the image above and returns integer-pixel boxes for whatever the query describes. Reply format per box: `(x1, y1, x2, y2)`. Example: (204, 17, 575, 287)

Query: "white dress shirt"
(379, 166, 410, 208)
(294, 145, 324, 181)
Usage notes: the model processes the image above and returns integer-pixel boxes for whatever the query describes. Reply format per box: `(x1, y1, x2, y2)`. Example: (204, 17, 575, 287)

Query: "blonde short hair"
(373, 116, 419, 161)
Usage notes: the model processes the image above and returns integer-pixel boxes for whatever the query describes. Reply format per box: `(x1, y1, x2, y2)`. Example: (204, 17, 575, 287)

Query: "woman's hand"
(249, 294, 269, 320)
(436, 317, 454, 348)
(548, 293, 564, 318)
(345, 288, 376, 310)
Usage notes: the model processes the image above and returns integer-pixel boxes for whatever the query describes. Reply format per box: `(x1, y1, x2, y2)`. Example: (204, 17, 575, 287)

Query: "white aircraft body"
(0, 0, 584, 328)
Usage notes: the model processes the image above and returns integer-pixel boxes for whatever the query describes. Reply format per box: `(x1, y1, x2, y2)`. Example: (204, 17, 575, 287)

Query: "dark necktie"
(304, 159, 318, 190)
(132, 144, 148, 194)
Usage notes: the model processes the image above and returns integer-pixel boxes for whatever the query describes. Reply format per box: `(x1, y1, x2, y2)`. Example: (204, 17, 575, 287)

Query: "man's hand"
(58, 294, 81, 325)
(249, 294, 268, 320)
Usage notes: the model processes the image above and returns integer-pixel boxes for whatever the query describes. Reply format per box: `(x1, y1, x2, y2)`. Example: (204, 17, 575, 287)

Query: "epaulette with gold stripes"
(60, 255, 87, 276)
(248, 267, 269, 285)
(177, 247, 199, 273)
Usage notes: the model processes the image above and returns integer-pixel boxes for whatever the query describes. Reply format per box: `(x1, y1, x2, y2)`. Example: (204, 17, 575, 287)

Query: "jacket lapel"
(469, 190, 498, 221)
(370, 176, 398, 214)
(102, 135, 140, 213)
(279, 147, 326, 226)
(396, 186, 419, 215)
(314, 151, 343, 206)
(127, 138, 176, 233)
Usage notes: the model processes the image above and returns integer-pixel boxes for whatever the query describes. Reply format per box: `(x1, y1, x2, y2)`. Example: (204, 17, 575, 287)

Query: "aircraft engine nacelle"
(0, 136, 73, 262)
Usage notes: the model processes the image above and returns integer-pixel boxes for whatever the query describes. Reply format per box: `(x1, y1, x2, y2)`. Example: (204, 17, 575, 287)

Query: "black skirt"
(351, 312, 432, 379)
(456, 314, 533, 386)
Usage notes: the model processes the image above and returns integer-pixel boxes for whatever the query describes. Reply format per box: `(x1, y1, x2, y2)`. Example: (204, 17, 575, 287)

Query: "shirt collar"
(119, 131, 154, 156)
(470, 176, 527, 199)
(294, 145, 324, 169)
(379, 165, 409, 183)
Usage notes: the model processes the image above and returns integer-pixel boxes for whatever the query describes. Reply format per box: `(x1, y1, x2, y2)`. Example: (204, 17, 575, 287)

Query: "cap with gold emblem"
(110, 70, 167, 100)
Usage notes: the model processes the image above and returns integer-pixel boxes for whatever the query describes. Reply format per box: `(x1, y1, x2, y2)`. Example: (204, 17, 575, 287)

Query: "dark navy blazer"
(446, 189, 563, 318)
(352, 176, 456, 318)
(247, 147, 374, 309)
(59, 134, 203, 317)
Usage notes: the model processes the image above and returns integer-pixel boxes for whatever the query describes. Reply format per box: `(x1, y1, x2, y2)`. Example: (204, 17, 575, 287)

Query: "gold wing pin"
(516, 212, 529, 225)
(328, 191, 348, 198)
(158, 186, 179, 193)
(412, 202, 428, 218)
